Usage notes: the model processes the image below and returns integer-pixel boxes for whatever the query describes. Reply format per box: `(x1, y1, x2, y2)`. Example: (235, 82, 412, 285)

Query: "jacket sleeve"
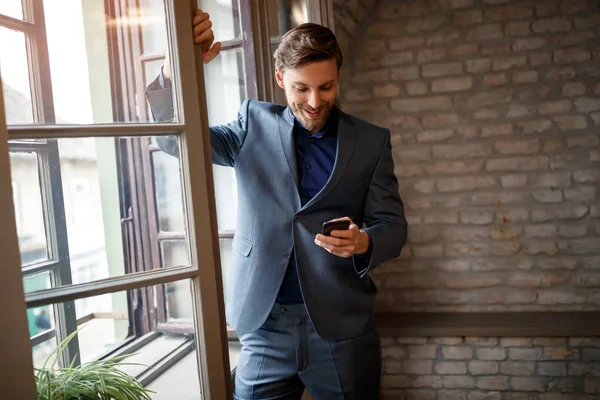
(145, 71, 250, 166)
(353, 128, 408, 277)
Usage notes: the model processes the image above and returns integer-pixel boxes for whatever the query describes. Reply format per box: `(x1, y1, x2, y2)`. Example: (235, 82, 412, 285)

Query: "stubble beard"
(290, 102, 333, 134)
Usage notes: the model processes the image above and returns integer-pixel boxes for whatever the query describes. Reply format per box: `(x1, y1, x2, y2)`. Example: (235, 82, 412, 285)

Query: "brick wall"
(332, 0, 600, 398)
(337, 0, 600, 313)
(379, 336, 600, 399)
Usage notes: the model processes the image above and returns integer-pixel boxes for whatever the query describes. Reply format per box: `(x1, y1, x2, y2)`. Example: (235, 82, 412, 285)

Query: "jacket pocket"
(232, 236, 253, 257)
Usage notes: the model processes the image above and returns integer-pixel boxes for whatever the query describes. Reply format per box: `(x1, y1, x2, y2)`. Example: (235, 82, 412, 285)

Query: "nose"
(307, 91, 320, 110)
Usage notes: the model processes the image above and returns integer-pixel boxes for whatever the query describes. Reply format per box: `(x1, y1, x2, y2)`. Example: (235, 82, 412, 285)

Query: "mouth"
(303, 108, 323, 119)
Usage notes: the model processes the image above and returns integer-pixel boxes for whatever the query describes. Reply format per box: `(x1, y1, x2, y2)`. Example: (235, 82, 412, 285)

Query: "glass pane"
(139, 0, 168, 54)
(23, 273, 58, 368)
(0, 0, 24, 20)
(10, 0, 179, 124)
(9, 136, 190, 292)
(144, 59, 165, 119)
(197, 0, 240, 41)
(161, 240, 189, 268)
(10, 152, 49, 265)
(76, 294, 129, 363)
(160, 239, 233, 320)
(267, 0, 308, 36)
(23, 273, 53, 336)
(28, 280, 223, 400)
(204, 48, 245, 126)
(0, 27, 35, 124)
(153, 150, 185, 232)
(161, 240, 192, 321)
(203, 49, 243, 233)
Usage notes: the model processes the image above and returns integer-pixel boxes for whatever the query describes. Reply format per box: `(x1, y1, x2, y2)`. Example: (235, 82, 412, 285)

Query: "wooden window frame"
(0, 1, 232, 398)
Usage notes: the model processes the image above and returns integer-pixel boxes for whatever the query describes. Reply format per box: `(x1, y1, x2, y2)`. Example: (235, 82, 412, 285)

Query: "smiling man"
(146, 11, 407, 400)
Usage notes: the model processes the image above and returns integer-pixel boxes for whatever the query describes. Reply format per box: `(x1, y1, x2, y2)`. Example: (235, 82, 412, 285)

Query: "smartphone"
(322, 220, 351, 236)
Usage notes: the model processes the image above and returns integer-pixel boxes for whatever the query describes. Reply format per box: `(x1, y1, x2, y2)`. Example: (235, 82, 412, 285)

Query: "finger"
(315, 234, 352, 247)
(193, 19, 213, 39)
(315, 239, 355, 254)
(329, 225, 359, 239)
(327, 216, 353, 224)
(192, 12, 210, 26)
(203, 42, 221, 63)
(194, 29, 214, 46)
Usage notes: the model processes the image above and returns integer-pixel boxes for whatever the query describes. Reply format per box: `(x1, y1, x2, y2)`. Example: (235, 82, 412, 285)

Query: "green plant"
(35, 330, 154, 400)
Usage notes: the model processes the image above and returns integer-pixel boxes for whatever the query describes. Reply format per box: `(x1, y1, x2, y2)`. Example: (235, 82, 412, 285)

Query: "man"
(146, 9, 407, 400)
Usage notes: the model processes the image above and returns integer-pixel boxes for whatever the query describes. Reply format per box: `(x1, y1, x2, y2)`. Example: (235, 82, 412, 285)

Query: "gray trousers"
(234, 303, 381, 400)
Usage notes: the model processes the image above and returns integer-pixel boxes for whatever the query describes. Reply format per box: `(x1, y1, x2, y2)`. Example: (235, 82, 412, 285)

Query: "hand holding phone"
(322, 219, 351, 236)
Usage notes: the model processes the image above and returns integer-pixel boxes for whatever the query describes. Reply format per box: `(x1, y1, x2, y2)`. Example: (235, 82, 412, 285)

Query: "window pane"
(9, 136, 190, 292)
(162, 240, 188, 268)
(153, 150, 186, 232)
(139, 0, 168, 54)
(10, 152, 49, 265)
(204, 48, 243, 233)
(144, 59, 165, 119)
(161, 240, 191, 320)
(0, 27, 35, 124)
(267, 0, 308, 36)
(23, 273, 57, 368)
(0, 0, 24, 20)
(160, 238, 233, 320)
(204, 48, 245, 125)
(197, 0, 240, 41)
(27, 280, 231, 400)
(5, 0, 178, 124)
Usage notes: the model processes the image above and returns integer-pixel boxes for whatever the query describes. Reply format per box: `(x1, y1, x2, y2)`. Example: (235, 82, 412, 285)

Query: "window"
(0, 1, 229, 397)
(0, 0, 331, 397)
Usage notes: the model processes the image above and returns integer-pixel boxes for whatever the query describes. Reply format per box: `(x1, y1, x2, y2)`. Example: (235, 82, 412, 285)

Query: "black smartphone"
(322, 220, 351, 236)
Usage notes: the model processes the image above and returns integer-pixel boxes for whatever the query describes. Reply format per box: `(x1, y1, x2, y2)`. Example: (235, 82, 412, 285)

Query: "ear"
(275, 68, 285, 89)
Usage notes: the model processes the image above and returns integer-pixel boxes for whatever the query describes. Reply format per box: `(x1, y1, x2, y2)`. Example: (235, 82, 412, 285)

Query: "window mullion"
(168, 0, 231, 398)
(306, 0, 334, 28)
(39, 143, 80, 366)
(239, 0, 258, 100)
(27, 0, 56, 124)
(25, 265, 198, 308)
(7, 123, 185, 139)
(0, 14, 35, 32)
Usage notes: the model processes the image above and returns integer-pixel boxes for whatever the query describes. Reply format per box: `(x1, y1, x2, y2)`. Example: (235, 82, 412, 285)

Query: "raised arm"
(144, 8, 224, 159)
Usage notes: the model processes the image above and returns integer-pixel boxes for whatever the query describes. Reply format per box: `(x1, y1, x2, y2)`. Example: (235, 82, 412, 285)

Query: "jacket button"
(294, 215, 300, 221)
(283, 252, 291, 259)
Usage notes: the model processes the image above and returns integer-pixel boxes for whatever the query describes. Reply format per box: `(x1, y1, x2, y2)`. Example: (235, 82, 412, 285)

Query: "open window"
(0, 0, 332, 397)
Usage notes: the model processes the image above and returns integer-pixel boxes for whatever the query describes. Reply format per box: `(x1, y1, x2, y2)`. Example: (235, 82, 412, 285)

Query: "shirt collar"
(286, 106, 339, 138)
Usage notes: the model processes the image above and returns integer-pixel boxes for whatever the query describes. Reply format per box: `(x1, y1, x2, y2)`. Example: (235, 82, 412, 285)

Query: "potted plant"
(35, 331, 154, 400)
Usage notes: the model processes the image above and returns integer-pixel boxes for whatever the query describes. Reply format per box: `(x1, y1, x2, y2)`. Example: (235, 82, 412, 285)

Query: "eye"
(321, 86, 333, 91)
(296, 87, 308, 92)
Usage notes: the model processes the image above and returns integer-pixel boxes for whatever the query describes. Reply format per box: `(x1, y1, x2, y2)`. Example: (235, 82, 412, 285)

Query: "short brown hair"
(274, 23, 343, 73)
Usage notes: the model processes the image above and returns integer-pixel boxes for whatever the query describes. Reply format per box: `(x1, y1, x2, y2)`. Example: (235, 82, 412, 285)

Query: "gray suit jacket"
(146, 83, 407, 340)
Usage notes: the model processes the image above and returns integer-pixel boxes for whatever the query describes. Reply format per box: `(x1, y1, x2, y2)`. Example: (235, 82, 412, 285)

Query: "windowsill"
(143, 338, 240, 399)
(375, 311, 600, 337)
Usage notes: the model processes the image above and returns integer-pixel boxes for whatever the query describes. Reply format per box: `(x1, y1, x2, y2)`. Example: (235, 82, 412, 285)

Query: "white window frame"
(0, 0, 231, 398)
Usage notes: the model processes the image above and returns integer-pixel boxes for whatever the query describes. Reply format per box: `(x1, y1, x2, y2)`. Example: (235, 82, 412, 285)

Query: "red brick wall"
(332, 0, 600, 397)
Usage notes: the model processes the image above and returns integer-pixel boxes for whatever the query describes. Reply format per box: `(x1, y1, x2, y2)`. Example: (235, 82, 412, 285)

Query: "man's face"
(276, 59, 340, 134)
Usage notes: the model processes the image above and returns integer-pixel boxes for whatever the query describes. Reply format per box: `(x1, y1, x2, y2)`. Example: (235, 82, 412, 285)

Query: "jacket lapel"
(276, 111, 301, 204)
(301, 111, 356, 211)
